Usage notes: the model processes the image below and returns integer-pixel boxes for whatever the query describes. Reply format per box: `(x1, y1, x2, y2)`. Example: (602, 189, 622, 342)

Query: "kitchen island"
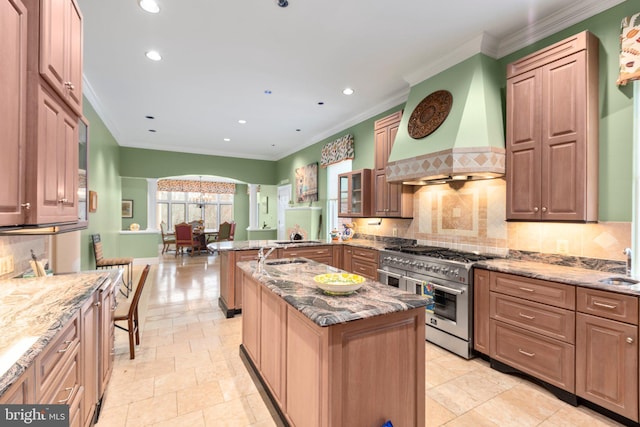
(237, 258, 426, 427)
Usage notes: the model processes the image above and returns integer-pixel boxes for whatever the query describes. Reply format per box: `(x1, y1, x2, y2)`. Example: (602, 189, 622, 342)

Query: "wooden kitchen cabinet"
(259, 285, 286, 405)
(81, 293, 99, 427)
(39, 0, 83, 115)
(576, 288, 639, 421)
(506, 31, 599, 222)
(26, 84, 79, 224)
(489, 271, 576, 393)
(473, 268, 490, 355)
(338, 169, 372, 217)
(348, 246, 378, 280)
(0, 365, 34, 404)
(219, 249, 259, 317)
(374, 111, 413, 218)
(0, 0, 28, 227)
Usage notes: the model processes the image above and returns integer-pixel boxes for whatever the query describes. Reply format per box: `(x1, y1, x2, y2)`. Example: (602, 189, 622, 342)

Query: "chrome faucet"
(624, 248, 632, 276)
(256, 247, 276, 274)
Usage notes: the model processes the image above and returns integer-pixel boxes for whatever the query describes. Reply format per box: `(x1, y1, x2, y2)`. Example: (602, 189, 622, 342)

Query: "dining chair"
(215, 221, 234, 242)
(91, 234, 133, 297)
(114, 264, 151, 359)
(174, 222, 202, 256)
(159, 222, 175, 254)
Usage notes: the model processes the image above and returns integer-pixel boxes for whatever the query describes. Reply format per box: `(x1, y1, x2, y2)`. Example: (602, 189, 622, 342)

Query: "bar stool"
(91, 234, 133, 297)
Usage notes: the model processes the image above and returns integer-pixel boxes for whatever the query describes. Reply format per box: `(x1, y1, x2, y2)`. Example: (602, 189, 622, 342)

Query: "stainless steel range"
(377, 245, 496, 359)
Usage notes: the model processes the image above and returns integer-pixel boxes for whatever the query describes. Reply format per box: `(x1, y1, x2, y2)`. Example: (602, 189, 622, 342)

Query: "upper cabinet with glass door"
(338, 169, 372, 218)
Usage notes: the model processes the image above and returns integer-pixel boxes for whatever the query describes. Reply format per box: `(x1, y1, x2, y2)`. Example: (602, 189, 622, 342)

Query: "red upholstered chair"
(174, 222, 201, 256)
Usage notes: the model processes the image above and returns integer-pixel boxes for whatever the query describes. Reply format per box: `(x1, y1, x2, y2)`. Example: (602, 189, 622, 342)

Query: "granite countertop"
(476, 258, 640, 296)
(236, 258, 426, 327)
(210, 238, 388, 253)
(0, 270, 118, 397)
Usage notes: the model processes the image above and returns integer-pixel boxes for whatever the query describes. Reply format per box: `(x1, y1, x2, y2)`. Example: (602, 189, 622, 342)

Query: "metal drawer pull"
(57, 340, 73, 353)
(627, 337, 634, 344)
(519, 287, 535, 292)
(518, 349, 535, 357)
(593, 301, 617, 309)
(518, 312, 535, 320)
(58, 386, 75, 404)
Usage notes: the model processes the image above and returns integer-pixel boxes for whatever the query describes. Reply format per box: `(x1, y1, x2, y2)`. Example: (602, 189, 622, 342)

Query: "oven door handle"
(377, 269, 402, 279)
(431, 283, 464, 295)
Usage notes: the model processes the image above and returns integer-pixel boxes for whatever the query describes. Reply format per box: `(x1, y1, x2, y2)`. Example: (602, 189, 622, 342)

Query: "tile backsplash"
(354, 178, 630, 262)
(0, 235, 50, 279)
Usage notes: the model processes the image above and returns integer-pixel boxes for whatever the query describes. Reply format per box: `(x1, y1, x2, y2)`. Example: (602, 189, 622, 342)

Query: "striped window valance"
(320, 134, 354, 168)
(617, 12, 640, 86)
(157, 179, 236, 194)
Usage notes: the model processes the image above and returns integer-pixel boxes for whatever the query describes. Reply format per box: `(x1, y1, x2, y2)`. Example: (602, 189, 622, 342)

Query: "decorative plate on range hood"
(407, 90, 453, 139)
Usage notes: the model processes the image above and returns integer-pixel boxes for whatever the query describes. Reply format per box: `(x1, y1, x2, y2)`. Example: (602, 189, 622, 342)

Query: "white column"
(632, 82, 640, 276)
(248, 183, 259, 230)
(147, 178, 158, 231)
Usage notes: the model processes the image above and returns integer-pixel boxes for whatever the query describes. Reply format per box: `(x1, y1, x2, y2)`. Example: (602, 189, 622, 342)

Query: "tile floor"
(96, 254, 625, 427)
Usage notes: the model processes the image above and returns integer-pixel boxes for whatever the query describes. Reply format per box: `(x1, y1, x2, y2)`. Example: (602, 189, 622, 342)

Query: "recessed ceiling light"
(276, 0, 288, 7)
(264, 90, 272, 94)
(145, 115, 155, 119)
(145, 50, 162, 61)
(342, 88, 354, 95)
(296, 129, 301, 132)
(238, 119, 247, 124)
(148, 129, 157, 132)
(139, 0, 160, 13)
(224, 138, 231, 142)
(317, 101, 324, 106)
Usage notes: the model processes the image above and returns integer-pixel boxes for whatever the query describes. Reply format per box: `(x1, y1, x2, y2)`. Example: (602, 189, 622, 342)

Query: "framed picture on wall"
(121, 200, 134, 218)
(295, 162, 319, 203)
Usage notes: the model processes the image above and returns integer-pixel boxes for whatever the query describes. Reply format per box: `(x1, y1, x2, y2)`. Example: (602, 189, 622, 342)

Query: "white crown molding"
(82, 75, 123, 144)
(497, 0, 627, 57)
(403, 32, 500, 87)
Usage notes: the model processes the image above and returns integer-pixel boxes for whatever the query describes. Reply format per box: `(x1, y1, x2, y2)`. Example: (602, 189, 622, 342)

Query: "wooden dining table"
(193, 228, 218, 253)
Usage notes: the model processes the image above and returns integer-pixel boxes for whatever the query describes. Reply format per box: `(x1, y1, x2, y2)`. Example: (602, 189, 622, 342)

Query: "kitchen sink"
(598, 277, 640, 287)
(266, 259, 308, 266)
(274, 240, 321, 245)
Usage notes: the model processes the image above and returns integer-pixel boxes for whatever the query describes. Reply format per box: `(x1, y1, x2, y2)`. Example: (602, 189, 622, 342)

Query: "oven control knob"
(442, 267, 449, 274)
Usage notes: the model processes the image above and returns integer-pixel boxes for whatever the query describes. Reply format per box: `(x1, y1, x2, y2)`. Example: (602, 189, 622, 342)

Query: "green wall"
(497, 1, 637, 221)
(119, 147, 278, 184)
(121, 177, 148, 230)
(80, 99, 122, 270)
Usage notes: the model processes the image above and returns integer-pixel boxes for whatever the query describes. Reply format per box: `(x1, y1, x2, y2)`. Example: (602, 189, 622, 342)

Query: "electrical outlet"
(0, 255, 14, 275)
(556, 240, 569, 255)
(392, 228, 398, 237)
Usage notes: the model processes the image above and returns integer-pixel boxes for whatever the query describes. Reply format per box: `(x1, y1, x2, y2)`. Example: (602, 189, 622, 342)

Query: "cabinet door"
(0, 0, 27, 226)
(350, 173, 363, 215)
(33, 87, 78, 224)
(99, 283, 115, 396)
(541, 52, 587, 221)
(473, 269, 490, 354)
(338, 174, 350, 216)
(576, 313, 638, 421)
(260, 286, 286, 404)
(40, 0, 82, 114)
(81, 294, 99, 427)
(0, 364, 34, 404)
(242, 270, 260, 364)
(506, 68, 541, 220)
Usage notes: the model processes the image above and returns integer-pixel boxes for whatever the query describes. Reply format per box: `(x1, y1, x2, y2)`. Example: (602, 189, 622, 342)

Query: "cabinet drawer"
(351, 247, 377, 261)
(40, 342, 81, 404)
(490, 320, 575, 392)
(577, 288, 638, 325)
(36, 314, 80, 398)
(236, 249, 259, 262)
(490, 292, 575, 343)
(282, 246, 331, 262)
(490, 272, 575, 309)
(351, 260, 378, 280)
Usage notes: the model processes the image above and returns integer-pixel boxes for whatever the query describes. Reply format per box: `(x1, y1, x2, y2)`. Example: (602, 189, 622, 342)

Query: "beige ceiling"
(78, 0, 622, 161)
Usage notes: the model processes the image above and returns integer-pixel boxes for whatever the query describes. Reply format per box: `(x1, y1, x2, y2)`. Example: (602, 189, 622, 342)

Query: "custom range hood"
(387, 53, 505, 185)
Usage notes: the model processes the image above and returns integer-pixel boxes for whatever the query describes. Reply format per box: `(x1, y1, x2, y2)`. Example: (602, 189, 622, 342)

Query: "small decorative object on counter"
(330, 228, 340, 241)
(341, 222, 356, 241)
(129, 223, 140, 231)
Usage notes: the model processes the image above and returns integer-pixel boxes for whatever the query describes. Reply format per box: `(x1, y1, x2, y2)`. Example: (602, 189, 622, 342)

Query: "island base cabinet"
(576, 313, 638, 421)
(241, 269, 425, 427)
